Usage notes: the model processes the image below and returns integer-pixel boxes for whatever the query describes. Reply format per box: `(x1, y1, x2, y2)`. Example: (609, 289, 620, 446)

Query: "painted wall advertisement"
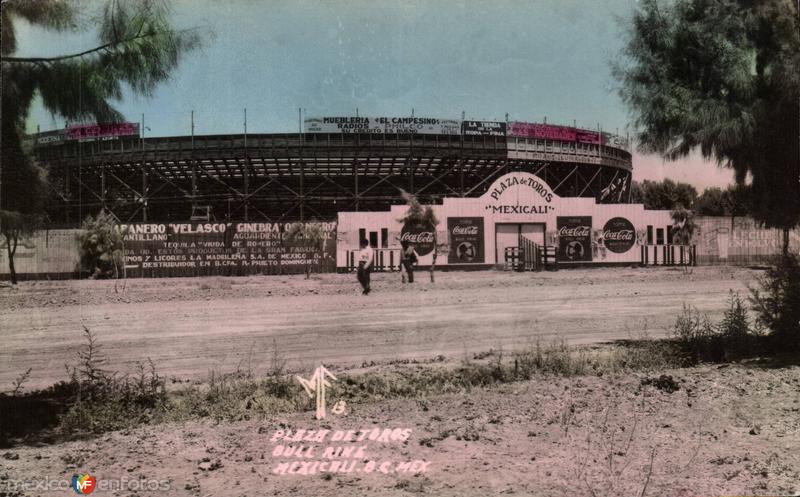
(30, 122, 140, 146)
(400, 221, 436, 256)
(603, 217, 636, 253)
(304, 117, 461, 135)
(507, 122, 602, 144)
(447, 217, 484, 264)
(120, 222, 336, 277)
(66, 122, 140, 141)
(557, 216, 592, 262)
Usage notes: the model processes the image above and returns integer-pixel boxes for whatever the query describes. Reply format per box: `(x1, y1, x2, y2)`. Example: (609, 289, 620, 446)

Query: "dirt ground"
(1, 265, 799, 496)
(1, 363, 798, 497)
(1, 266, 760, 391)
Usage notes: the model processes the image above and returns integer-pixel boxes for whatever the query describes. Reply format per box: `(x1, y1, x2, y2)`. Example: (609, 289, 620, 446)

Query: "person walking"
(400, 240, 418, 283)
(357, 238, 373, 295)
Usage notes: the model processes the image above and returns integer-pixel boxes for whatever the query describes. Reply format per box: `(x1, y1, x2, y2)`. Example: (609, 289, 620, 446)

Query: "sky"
(15, 0, 736, 190)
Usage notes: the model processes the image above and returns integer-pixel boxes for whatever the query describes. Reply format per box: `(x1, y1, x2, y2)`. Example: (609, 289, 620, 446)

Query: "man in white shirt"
(357, 238, 374, 295)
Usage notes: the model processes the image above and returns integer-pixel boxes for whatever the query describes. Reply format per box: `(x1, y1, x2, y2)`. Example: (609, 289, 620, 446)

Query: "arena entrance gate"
(497, 223, 547, 270)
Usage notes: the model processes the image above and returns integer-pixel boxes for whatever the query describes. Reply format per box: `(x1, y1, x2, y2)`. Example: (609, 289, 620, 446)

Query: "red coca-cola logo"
(401, 222, 435, 256)
(452, 226, 479, 235)
(557, 226, 590, 237)
(603, 217, 636, 253)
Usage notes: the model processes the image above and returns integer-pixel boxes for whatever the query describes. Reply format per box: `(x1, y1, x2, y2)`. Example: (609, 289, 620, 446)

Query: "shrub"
(671, 293, 764, 363)
(59, 328, 168, 433)
(79, 210, 129, 281)
(750, 255, 800, 350)
(670, 303, 721, 363)
(718, 292, 761, 359)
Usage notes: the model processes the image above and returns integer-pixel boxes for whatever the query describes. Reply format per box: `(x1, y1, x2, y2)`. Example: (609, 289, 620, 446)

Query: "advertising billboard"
(304, 117, 461, 135)
(461, 121, 506, 137)
(602, 217, 636, 253)
(507, 122, 576, 141)
(400, 221, 436, 256)
(575, 129, 601, 145)
(557, 216, 592, 262)
(66, 122, 140, 141)
(447, 217, 484, 263)
(120, 222, 336, 277)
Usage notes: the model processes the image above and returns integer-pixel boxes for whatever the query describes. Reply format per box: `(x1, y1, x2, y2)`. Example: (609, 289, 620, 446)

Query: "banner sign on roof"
(304, 117, 461, 135)
(461, 121, 506, 137)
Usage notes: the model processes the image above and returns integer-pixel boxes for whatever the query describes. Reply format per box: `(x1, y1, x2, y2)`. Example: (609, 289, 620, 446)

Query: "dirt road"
(1, 266, 759, 391)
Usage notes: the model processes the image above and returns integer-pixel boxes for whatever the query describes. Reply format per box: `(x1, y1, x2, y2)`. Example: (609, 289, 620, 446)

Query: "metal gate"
(520, 236, 540, 271)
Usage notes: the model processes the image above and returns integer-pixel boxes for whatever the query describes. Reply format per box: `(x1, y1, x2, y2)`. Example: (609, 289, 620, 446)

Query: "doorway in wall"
(495, 223, 545, 263)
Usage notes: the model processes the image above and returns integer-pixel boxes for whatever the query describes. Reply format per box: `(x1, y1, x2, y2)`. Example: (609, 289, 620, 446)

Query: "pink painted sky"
(633, 151, 735, 189)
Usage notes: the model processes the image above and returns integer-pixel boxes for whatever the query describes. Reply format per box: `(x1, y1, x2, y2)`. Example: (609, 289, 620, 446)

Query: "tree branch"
(1, 30, 159, 64)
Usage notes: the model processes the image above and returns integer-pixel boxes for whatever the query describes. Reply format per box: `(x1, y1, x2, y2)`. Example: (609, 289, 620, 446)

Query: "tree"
(750, 254, 800, 348)
(671, 206, 697, 272)
(79, 210, 129, 291)
(630, 179, 698, 210)
(671, 206, 696, 246)
(1, 0, 204, 284)
(694, 187, 727, 216)
(398, 189, 442, 283)
(0, 130, 45, 285)
(615, 0, 800, 256)
(695, 184, 753, 219)
(284, 222, 329, 279)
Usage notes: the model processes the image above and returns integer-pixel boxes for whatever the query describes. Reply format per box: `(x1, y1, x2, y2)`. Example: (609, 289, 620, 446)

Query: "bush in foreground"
(671, 292, 764, 363)
(750, 255, 800, 351)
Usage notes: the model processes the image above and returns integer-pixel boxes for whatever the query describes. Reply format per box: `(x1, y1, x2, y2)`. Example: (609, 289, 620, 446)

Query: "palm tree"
(398, 189, 441, 283)
(671, 206, 696, 272)
(1, 0, 205, 284)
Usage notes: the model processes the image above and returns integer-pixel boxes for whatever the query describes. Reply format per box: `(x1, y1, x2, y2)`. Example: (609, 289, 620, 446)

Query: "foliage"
(2, 0, 205, 122)
(283, 222, 328, 278)
(1, 1, 204, 285)
(397, 189, 437, 227)
(398, 189, 441, 282)
(629, 179, 697, 210)
(79, 210, 129, 281)
(615, 0, 800, 251)
(60, 327, 168, 433)
(671, 303, 720, 362)
(694, 185, 753, 217)
(750, 255, 800, 349)
(1, 113, 46, 284)
(671, 293, 763, 363)
(1, 210, 44, 285)
(695, 184, 752, 218)
(670, 206, 696, 245)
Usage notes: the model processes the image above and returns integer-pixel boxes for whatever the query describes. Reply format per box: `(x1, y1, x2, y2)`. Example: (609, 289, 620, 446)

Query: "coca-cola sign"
(401, 221, 436, 256)
(452, 225, 479, 236)
(603, 217, 636, 253)
(448, 217, 484, 264)
(557, 226, 591, 237)
(557, 216, 592, 262)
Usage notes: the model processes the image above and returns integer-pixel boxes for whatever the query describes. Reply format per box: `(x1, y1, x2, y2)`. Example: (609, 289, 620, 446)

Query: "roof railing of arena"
(26, 117, 631, 152)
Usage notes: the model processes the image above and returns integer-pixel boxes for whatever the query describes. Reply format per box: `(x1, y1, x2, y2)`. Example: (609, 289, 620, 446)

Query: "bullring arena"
(2, 116, 797, 389)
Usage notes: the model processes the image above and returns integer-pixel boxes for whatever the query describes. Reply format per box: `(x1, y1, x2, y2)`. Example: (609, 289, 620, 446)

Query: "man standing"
(399, 240, 418, 283)
(357, 238, 373, 295)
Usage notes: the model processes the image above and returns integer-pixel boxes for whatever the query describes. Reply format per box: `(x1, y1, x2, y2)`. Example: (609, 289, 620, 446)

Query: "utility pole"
(244, 107, 249, 221)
